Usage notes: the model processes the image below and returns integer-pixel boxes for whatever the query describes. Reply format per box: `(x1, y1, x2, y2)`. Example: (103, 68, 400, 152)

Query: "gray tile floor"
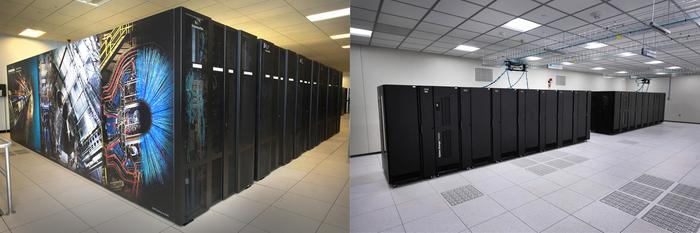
(350, 122, 700, 233)
(0, 115, 349, 233)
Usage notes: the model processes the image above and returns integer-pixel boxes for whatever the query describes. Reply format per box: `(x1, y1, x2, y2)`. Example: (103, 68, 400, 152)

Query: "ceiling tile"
(527, 25, 561, 37)
(574, 3, 623, 23)
(548, 16, 588, 31)
(521, 6, 566, 24)
(438, 36, 466, 44)
(474, 34, 503, 43)
(409, 30, 442, 40)
(371, 38, 401, 48)
(350, 18, 374, 29)
(511, 33, 539, 43)
(471, 8, 514, 26)
(607, 0, 650, 12)
(381, 0, 428, 20)
(373, 32, 405, 41)
(489, 0, 540, 16)
(432, 41, 456, 49)
(30, 0, 71, 10)
(399, 42, 427, 51)
(434, 0, 481, 19)
(395, 0, 436, 8)
(374, 23, 412, 36)
(548, 0, 602, 14)
(446, 29, 479, 40)
(415, 21, 451, 35)
(351, 7, 377, 22)
(351, 0, 380, 10)
(404, 37, 433, 45)
(377, 13, 419, 28)
(486, 27, 520, 39)
(465, 0, 494, 6)
(458, 20, 495, 33)
(423, 11, 464, 27)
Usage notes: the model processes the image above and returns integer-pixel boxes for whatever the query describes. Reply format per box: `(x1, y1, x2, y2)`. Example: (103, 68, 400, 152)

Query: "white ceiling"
(351, 0, 700, 77)
(0, 0, 349, 72)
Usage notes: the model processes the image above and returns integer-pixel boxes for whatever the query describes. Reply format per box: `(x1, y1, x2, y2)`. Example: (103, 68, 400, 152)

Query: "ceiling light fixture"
(617, 52, 636, 57)
(667, 66, 681, 69)
(501, 18, 541, 32)
(644, 60, 664, 64)
(656, 72, 667, 75)
(306, 8, 350, 22)
(615, 71, 628, 74)
(18, 28, 45, 38)
(350, 27, 372, 37)
(342, 45, 350, 49)
(525, 56, 541, 61)
(591, 67, 606, 70)
(330, 33, 350, 39)
(76, 0, 111, 7)
(561, 62, 573, 65)
(583, 42, 607, 49)
(454, 45, 480, 52)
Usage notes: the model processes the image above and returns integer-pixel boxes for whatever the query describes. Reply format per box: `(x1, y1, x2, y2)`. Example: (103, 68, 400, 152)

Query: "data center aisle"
(350, 122, 700, 233)
(0, 115, 349, 233)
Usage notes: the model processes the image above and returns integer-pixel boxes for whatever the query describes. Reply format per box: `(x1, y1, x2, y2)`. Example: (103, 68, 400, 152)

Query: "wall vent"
(556, 75, 566, 86)
(475, 68, 493, 82)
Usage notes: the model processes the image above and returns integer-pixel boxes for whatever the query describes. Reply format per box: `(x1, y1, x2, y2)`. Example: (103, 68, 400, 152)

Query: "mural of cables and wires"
(7, 11, 174, 216)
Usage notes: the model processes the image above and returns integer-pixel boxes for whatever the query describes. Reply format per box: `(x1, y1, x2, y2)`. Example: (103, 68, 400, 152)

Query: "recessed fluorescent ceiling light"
(342, 45, 350, 49)
(656, 72, 667, 75)
(583, 42, 607, 49)
(525, 56, 541, 61)
(591, 67, 606, 70)
(617, 52, 636, 57)
(644, 60, 664, 64)
(18, 28, 45, 38)
(667, 66, 681, 69)
(454, 45, 480, 52)
(561, 62, 574, 65)
(330, 33, 350, 39)
(350, 27, 372, 37)
(76, 0, 111, 7)
(306, 8, 350, 22)
(615, 71, 628, 74)
(501, 18, 541, 32)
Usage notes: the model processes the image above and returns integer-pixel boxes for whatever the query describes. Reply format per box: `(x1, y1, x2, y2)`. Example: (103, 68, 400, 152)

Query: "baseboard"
(350, 151, 381, 157)
(664, 120, 700, 125)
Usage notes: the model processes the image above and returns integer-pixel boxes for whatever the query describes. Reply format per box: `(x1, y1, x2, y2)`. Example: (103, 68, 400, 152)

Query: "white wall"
(0, 34, 64, 131)
(349, 45, 629, 155)
(632, 75, 700, 124)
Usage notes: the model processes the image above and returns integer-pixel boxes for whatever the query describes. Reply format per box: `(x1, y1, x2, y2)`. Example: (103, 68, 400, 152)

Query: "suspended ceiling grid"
(351, 0, 700, 77)
(0, 0, 349, 72)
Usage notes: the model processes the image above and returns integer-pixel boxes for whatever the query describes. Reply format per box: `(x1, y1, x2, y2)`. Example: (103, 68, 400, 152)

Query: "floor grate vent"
(562, 155, 589, 163)
(659, 193, 700, 219)
(642, 206, 700, 233)
(634, 174, 674, 190)
(619, 140, 638, 145)
(511, 158, 537, 168)
(545, 159, 575, 169)
(546, 151, 570, 158)
(671, 183, 700, 201)
(620, 181, 664, 202)
(530, 154, 555, 163)
(441, 185, 483, 206)
(526, 164, 557, 176)
(600, 191, 649, 216)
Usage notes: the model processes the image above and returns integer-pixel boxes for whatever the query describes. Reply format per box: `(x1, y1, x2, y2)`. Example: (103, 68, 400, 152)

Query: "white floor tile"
(2, 196, 66, 229)
(325, 204, 349, 229)
(402, 209, 467, 233)
(512, 199, 568, 231)
(471, 175, 514, 194)
(452, 196, 506, 227)
(543, 188, 594, 214)
(542, 216, 601, 233)
(350, 206, 402, 233)
(273, 192, 333, 221)
(318, 223, 347, 233)
(250, 207, 321, 233)
(210, 196, 268, 223)
(350, 190, 394, 216)
(175, 211, 246, 233)
(574, 202, 636, 232)
(519, 178, 563, 197)
(396, 193, 449, 223)
(489, 185, 538, 210)
(622, 219, 670, 233)
(568, 179, 614, 200)
(70, 195, 134, 227)
(470, 212, 535, 233)
(9, 210, 90, 233)
(429, 173, 470, 192)
(390, 182, 436, 204)
(239, 184, 286, 205)
(94, 209, 168, 233)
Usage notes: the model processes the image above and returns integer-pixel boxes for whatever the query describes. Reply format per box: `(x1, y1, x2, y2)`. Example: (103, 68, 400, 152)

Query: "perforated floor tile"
(620, 181, 664, 202)
(562, 155, 589, 164)
(545, 159, 575, 169)
(642, 206, 700, 233)
(619, 140, 639, 145)
(659, 193, 700, 219)
(634, 174, 674, 190)
(671, 183, 700, 201)
(600, 191, 649, 216)
(530, 154, 555, 163)
(546, 151, 569, 158)
(511, 158, 538, 168)
(441, 185, 483, 206)
(526, 164, 557, 176)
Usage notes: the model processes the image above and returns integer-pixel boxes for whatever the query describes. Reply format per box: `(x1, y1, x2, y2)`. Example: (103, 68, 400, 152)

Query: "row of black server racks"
(178, 8, 344, 224)
(378, 85, 591, 186)
(591, 92, 665, 134)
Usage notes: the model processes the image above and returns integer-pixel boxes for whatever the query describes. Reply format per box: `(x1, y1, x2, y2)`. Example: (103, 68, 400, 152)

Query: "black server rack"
(317, 65, 329, 141)
(659, 93, 666, 123)
(417, 87, 436, 178)
(557, 91, 574, 147)
(309, 61, 320, 148)
(256, 40, 279, 180)
(650, 93, 658, 124)
(222, 27, 239, 197)
(283, 51, 298, 163)
(518, 89, 539, 155)
(275, 48, 287, 168)
(235, 31, 258, 193)
(431, 87, 461, 173)
(206, 21, 226, 206)
(591, 92, 622, 134)
(459, 88, 472, 169)
(641, 93, 649, 126)
(469, 88, 493, 165)
(619, 92, 629, 131)
(295, 56, 311, 156)
(492, 89, 519, 161)
(628, 92, 636, 129)
(328, 70, 340, 137)
(378, 85, 430, 185)
(539, 90, 557, 150)
(573, 91, 590, 142)
(635, 93, 643, 128)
